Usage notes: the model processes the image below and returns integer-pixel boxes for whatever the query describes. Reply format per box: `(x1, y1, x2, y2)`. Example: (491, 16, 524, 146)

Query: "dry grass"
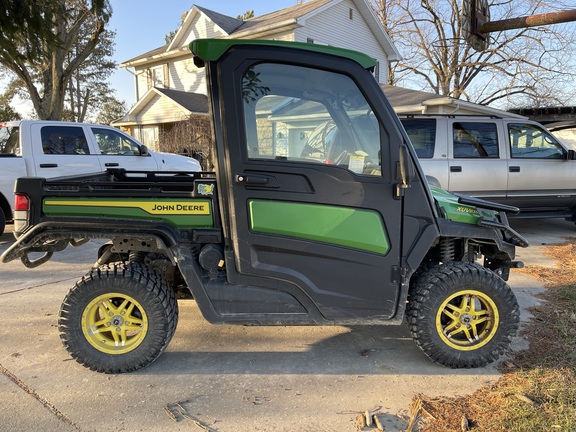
(408, 239, 576, 431)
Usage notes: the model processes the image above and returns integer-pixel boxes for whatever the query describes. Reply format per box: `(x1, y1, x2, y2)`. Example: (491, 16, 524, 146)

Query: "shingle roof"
(122, 44, 169, 65)
(154, 88, 208, 114)
(380, 84, 445, 106)
(195, 5, 244, 34)
(233, 0, 334, 34)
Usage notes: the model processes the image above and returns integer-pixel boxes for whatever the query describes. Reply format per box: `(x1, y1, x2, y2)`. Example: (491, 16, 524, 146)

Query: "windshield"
(0, 125, 20, 156)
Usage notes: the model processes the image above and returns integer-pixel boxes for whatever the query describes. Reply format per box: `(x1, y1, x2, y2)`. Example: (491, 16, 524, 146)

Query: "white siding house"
(113, 0, 400, 151)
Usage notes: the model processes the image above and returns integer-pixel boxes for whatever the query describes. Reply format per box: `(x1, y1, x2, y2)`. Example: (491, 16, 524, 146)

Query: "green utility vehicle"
(1, 39, 528, 373)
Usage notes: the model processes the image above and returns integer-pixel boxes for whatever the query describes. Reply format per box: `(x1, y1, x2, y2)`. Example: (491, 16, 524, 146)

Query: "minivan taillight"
(14, 194, 30, 211)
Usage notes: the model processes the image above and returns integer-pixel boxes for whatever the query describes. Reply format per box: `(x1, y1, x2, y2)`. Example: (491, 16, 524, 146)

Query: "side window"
(40, 126, 90, 155)
(453, 122, 499, 158)
(509, 123, 565, 159)
(0, 126, 20, 156)
(401, 119, 436, 158)
(242, 64, 382, 176)
(92, 128, 142, 156)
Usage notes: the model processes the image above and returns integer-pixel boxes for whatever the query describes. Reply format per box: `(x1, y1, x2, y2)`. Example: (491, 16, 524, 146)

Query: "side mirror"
(139, 145, 149, 156)
(567, 149, 576, 160)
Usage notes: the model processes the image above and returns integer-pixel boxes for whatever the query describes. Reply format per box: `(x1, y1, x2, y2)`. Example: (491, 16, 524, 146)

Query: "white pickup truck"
(0, 120, 201, 235)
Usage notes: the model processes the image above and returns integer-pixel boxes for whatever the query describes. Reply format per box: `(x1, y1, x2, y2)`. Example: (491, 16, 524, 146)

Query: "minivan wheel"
(406, 261, 519, 368)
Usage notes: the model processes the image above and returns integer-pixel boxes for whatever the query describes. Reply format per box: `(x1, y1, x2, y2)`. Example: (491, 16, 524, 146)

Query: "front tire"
(59, 262, 178, 373)
(406, 262, 519, 368)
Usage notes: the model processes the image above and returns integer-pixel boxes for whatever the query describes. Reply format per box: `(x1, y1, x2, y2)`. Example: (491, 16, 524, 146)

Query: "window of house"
(40, 126, 90, 155)
(151, 66, 164, 88)
(92, 128, 142, 155)
(134, 126, 159, 151)
(453, 122, 499, 158)
(242, 63, 382, 177)
(508, 123, 565, 159)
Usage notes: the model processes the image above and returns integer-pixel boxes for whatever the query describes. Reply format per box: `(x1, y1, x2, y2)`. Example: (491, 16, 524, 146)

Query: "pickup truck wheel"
(58, 262, 178, 373)
(406, 262, 519, 368)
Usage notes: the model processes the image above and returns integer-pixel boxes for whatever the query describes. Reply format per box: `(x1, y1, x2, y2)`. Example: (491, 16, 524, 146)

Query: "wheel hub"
(110, 316, 124, 327)
(81, 293, 148, 355)
(436, 290, 500, 350)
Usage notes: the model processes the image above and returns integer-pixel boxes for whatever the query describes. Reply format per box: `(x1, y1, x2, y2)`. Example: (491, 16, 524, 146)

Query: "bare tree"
(65, 28, 117, 123)
(159, 115, 214, 171)
(0, 0, 112, 120)
(370, 0, 576, 108)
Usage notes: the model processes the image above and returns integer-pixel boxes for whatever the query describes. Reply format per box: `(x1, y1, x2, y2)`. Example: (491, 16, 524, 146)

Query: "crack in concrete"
(0, 278, 78, 296)
(0, 362, 83, 431)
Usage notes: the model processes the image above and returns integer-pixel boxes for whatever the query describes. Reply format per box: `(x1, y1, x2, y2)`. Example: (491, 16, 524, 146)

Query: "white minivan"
(0, 120, 201, 234)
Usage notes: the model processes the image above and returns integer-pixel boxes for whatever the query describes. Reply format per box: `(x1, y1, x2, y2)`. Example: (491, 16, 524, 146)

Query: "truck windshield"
(0, 125, 20, 156)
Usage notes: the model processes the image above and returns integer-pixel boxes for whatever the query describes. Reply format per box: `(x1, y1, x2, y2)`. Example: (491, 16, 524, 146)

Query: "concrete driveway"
(0, 218, 570, 432)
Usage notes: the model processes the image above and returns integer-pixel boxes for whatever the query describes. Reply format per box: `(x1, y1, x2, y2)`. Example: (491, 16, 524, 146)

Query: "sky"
(108, 1, 300, 107)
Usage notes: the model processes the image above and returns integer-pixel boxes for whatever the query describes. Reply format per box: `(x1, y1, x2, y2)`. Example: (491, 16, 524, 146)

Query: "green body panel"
(190, 38, 377, 70)
(430, 186, 495, 224)
(249, 200, 390, 255)
(43, 197, 214, 228)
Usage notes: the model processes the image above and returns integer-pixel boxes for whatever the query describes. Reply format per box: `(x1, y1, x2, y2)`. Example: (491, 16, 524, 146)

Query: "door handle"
(105, 162, 120, 167)
(39, 163, 58, 168)
(450, 166, 462, 172)
(509, 166, 520, 173)
(235, 174, 269, 185)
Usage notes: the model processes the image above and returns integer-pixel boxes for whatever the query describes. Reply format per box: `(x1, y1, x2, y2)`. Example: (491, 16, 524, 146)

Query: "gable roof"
(112, 87, 208, 126)
(154, 88, 208, 113)
(195, 5, 244, 34)
(121, 0, 400, 68)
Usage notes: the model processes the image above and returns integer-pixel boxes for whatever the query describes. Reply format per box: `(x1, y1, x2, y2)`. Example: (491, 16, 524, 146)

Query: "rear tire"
(406, 261, 519, 368)
(59, 262, 178, 373)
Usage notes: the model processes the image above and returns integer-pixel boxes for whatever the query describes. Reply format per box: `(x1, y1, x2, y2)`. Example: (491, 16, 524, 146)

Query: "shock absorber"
(128, 251, 146, 263)
(440, 238, 455, 263)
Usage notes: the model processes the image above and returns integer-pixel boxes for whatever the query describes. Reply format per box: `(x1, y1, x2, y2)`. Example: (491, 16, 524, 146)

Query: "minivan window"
(41, 126, 90, 155)
(453, 122, 499, 158)
(0, 125, 20, 156)
(400, 119, 435, 158)
(509, 123, 565, 159)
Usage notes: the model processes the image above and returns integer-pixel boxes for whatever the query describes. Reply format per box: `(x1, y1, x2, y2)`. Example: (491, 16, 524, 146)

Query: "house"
(112, 0, 401, 152)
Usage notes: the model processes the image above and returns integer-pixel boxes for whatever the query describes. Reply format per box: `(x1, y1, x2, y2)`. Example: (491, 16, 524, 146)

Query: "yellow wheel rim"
(82, 293, 148, 355)
(436, 290, 499, 351)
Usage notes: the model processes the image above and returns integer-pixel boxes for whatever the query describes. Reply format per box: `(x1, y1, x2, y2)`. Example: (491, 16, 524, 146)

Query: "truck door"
(208, 47, 405, 320)
(90, 127, 158, 172)
(446, 119, 508, 201)
(31, 124, 103, 177)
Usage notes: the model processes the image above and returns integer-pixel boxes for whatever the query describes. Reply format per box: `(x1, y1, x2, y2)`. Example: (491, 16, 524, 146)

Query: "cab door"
(208, 46, 406, 320)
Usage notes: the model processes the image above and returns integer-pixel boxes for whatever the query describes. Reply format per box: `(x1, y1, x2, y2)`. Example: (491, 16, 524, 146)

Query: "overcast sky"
(108, 1, 300, 106)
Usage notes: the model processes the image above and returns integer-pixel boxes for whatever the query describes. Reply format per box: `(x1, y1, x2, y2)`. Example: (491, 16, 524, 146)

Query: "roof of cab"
(189, 38, 377, 70)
